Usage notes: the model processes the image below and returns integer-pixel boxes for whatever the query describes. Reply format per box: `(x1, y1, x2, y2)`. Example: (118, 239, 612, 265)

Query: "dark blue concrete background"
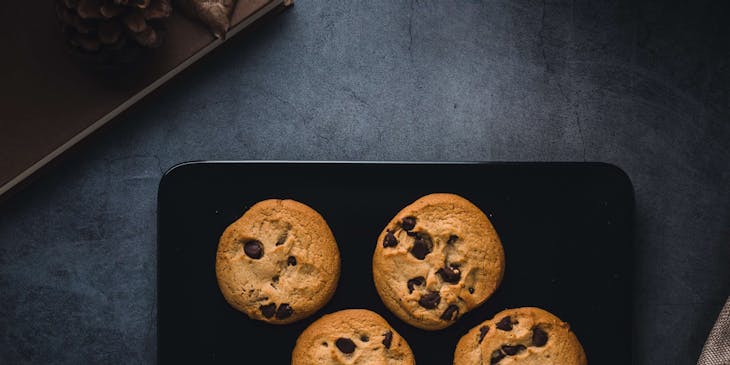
(1, 0, 728, 363)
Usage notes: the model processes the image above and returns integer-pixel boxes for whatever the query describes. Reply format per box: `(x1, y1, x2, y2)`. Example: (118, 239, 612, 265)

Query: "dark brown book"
(0, 0, 289, 198)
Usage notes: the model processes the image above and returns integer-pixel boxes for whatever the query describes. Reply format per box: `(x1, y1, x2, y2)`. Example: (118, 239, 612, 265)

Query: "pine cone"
(56, 0, 172, 62)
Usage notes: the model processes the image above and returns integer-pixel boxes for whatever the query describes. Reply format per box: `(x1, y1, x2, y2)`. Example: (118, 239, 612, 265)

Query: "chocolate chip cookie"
(453, 307, 587, 365)
(292, 309, 415, 365)
(216, 199, 340, 324)
(373, 193, 505, 330)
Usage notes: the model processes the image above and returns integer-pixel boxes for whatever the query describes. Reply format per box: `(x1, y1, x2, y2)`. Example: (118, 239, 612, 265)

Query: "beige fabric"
(698, 297, 730, 365)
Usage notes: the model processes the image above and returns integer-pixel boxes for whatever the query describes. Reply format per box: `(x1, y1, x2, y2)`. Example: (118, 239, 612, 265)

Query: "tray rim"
(159, 160, 634, 196)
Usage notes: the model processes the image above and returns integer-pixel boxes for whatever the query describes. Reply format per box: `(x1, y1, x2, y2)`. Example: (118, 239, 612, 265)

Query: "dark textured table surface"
(1, 1, 728, 364)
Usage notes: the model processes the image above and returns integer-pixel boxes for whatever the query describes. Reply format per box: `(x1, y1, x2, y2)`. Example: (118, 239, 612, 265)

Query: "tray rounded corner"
(594, 162, 635, 197)
(158, 161, 205, 195)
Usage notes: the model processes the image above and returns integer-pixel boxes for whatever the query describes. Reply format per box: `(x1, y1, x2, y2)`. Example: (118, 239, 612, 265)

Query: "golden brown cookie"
(216, 199, 340, 324)
(453, 307, 587, 365)
(292, 309, 415, 365)
(373, 193, 505, 330)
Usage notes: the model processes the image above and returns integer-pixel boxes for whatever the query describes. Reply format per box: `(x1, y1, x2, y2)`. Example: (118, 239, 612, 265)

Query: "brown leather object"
(175, 0, 235, 38)
(0, 0, 288, 198)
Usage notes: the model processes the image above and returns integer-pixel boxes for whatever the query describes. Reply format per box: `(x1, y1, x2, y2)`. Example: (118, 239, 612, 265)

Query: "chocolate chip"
(490, 349, 505, 364)
(501, 344, 526, 356)
(322, 342, 328, 347)
(411, 242, 429, 259)
(275, 303, 293, 319)
(243, 240, 263, 259)
(383, 231, 398, 248)
(418, 291, 441, 309)
(468, 287, 475, 294)
(275, 232, 288, 246)
(407, 277, 425, 293)
(440, 304, 459, 321)
(259, 303, 276, 318)
(401, 217, 416, 231)
(287, 256, 297, 266)
(335, 338, 356, 354)
(532, 326, 548, 347)
(478, 326, 489, 343)
(360, 335, 369, 342)
(496, 316, 514, 331)
(447, 235, 459, 244)
(382, 331, 393, 349)
(272, 275, 279, 283)
(410, 234, 432, 260)
(436, 265, 461, 283)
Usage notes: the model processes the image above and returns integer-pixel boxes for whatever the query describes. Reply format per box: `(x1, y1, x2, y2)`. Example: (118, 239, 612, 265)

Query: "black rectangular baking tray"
(157, 162, 634, 364)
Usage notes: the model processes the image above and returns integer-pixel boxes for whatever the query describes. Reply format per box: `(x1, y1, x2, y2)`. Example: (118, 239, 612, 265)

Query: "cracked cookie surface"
(373, 193, 505, 330)
(216, 199, 340, 324)
(292, 309, 415, 365)
(453, 307, 587, 365)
